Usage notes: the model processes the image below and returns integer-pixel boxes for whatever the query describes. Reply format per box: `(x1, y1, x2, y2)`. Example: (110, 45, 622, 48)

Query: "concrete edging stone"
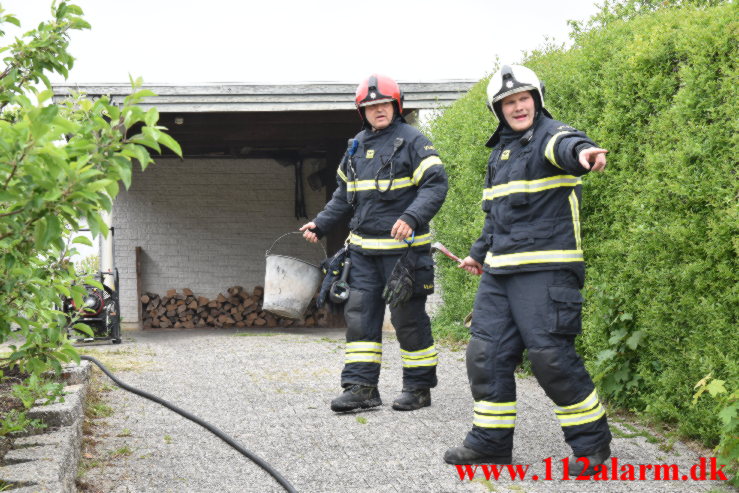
(0, 361, 91, 493)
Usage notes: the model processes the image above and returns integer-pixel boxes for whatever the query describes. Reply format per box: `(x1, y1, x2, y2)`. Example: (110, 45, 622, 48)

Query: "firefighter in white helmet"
(444, 64, 611, 475)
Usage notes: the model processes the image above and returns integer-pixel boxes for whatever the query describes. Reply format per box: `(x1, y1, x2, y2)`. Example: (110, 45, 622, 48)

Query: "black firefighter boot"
(330, 384, 382, 412)
(392, 389, 431, 411)
(444, 445, 512, 465)
(569, 444, 611, 476)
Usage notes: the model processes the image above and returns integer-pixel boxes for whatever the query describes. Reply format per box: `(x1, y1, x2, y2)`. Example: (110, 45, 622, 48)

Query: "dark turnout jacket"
(314, 118, 448, 254)
(470, 113, 598, 285)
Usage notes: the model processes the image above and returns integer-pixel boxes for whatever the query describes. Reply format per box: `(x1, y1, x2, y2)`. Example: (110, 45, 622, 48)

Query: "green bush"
(425, 78, 494, 340)
(428, 0, 737, 451)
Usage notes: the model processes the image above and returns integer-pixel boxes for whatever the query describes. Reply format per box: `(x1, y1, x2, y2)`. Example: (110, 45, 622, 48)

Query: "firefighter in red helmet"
(300, 74, 448, 412)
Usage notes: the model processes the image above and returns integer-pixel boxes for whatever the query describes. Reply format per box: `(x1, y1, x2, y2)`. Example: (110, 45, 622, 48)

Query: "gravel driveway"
(75, 328, 733, 493)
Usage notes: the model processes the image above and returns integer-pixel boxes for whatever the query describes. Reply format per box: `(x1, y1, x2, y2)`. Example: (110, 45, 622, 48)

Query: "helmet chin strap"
(519, 125, 535, 146)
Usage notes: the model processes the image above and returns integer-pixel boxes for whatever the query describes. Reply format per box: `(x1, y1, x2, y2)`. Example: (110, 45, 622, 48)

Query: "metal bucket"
(263, 232, 326, 319)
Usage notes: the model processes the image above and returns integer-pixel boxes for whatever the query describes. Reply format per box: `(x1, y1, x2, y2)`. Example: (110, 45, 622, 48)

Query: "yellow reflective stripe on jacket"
(348, 232, 431, 250)
(482, 175, 581, 201)
(346, 177, 413, 192)
(337, 167, 348, 183)
(568, 190, 582, 250)
(554, 390, 605, 427)
(544, 131, 573, 169)
(400, 345, 438, 367)
(473, 400, 517, 429)
(485, 249, 583, 268)
(345, 341, 382, 364)
(412, 156, 443, 185)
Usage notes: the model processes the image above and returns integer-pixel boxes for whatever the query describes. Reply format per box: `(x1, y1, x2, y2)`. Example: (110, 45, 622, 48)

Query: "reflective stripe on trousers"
(345, 341, 382, 365)
(400, 345, 438, 368)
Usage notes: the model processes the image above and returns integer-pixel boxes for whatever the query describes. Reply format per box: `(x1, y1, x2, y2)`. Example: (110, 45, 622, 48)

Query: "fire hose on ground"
(80, 355, 298, 493)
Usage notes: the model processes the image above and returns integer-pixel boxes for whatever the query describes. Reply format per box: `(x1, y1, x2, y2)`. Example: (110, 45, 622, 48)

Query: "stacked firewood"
(141, 286, 326, 329)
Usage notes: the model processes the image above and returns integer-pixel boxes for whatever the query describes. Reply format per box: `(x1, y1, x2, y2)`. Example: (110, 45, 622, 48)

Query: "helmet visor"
(358, 97, 395, 108)
(492, 84, 538, 105)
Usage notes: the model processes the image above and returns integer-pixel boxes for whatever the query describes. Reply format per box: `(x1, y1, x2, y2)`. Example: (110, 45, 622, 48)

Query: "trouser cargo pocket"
(413, 253, 435, 295)
(548, 286, 583, 335)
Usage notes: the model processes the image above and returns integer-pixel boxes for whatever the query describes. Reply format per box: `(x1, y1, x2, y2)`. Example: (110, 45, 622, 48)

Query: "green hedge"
(428, 1, 737, 448)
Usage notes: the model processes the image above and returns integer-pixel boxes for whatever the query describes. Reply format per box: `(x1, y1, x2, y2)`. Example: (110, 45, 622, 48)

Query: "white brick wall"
(113, 157, 328, 324)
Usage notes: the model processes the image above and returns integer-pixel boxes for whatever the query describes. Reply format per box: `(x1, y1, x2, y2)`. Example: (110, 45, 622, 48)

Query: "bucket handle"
(266, 231, 327, 260)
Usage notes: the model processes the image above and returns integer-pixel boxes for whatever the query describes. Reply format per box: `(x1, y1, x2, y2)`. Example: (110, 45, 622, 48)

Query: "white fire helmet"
(486, 64, 545, 120)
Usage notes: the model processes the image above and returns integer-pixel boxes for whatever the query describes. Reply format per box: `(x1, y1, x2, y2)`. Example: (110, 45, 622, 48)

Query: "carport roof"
(51, 81, 476, 112)
(50, 81, 477, 157)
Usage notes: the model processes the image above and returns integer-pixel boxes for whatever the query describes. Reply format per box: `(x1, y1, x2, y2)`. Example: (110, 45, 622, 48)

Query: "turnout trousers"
(464, 270, 611, 457)
(341, 250, 438, 390)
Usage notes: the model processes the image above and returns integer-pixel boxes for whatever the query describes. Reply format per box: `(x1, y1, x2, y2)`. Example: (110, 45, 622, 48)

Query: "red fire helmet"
(354, 74, 404, 113)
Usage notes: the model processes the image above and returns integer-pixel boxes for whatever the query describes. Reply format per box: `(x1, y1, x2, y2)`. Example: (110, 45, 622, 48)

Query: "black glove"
(316, 247, 347, 309)
(383, 248, 417, 308)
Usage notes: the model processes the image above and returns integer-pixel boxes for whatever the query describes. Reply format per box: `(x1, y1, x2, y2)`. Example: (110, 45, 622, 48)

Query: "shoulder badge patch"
(366, 149, 375, 158)
(501, 150, 511, 160)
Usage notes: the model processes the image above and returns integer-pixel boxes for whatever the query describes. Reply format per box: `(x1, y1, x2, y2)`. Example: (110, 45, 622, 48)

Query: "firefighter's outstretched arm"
(578, 147, 608, 172)
(546, 129, 607, 175)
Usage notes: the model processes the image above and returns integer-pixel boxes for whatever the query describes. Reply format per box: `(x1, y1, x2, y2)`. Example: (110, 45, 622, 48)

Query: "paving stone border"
(0, 361, 91, 493)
